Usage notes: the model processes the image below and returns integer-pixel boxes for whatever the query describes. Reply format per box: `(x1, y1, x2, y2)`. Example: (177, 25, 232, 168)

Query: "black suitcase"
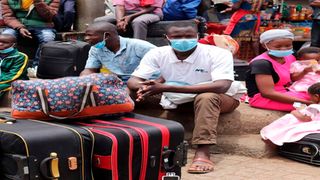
(78, 113, 188, 180)
(37, 41, 90, 79)
(0, 114, 94, 180)
(279, 133, 320, 166)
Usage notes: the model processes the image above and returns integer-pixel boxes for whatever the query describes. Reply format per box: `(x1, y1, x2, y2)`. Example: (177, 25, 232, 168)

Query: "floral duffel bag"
(11, 73, 134, 120)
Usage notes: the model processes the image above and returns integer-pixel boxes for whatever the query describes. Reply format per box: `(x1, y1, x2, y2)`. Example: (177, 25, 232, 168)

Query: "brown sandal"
(187, 157, 214, 174)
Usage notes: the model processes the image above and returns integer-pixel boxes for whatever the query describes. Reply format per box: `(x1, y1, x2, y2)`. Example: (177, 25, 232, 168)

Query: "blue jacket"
(54, 0, 76, 32)
(163, 0, 202, 21)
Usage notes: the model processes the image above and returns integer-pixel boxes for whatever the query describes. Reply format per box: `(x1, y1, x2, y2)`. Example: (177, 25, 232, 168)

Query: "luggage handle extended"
(40, 152, 60, 180)
(36, 84, 94, 119)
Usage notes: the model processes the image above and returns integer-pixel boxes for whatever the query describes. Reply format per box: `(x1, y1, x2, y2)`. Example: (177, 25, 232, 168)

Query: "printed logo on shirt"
(195, 68, 209, 73)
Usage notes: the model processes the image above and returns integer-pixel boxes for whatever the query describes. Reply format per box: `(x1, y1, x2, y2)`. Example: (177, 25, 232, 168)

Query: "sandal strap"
(192, 158, 214, 165)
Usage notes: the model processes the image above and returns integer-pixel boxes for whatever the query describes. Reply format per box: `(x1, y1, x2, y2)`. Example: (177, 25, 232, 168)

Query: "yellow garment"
(100, 66, 111, 74)
(22, 0, 34, 10)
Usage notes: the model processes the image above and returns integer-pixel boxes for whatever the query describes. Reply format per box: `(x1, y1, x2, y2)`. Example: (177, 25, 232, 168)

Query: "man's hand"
(121, 15, 133, 25)
(116, 20, 127, 32)
(136, 80, 167, 102)
(19, 28, 32, 39)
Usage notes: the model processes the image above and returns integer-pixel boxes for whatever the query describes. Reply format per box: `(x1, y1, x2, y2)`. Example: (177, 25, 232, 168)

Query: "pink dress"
(260, 104, 320, 146)
(249, 53, 310, 112)
(289, 61, 320, 92)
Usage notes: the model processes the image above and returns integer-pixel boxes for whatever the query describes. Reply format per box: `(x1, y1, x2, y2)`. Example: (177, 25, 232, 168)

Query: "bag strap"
(37, 84, 93, 119)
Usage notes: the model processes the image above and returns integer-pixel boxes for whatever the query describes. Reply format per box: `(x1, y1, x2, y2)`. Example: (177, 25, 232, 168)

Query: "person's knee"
(2, 28, 18, 38)
(194, 93, 220, 105)
(38, 29, 56, 43)
(131, 18, 147, 27)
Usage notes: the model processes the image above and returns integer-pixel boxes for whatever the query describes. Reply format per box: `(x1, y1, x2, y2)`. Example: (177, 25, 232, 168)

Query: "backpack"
(246, 0, 263, 13)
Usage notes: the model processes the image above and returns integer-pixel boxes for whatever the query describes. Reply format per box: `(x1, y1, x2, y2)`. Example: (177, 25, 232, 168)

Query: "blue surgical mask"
(94, 41, 106, 49)
(0, 47, 14, 54)
(268, 49, 294, 57)
(168, 38, 198, 52)
(265, 44, 294, 57)
(94, 33, 107, 49)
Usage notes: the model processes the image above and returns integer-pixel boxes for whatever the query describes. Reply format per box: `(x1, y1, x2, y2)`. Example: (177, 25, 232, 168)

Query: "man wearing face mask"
(127, 24, 241, 174)
(245, 29, 312, 112)
(80, 21, 156, 82)
(0, 34, 28, 99)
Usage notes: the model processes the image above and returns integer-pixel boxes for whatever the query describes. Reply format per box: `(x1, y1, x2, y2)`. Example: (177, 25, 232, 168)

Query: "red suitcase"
(77, 113, 187, 180)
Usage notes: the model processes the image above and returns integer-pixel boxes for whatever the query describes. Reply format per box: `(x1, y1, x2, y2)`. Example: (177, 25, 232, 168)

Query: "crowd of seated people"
(2, 0, 320, 175)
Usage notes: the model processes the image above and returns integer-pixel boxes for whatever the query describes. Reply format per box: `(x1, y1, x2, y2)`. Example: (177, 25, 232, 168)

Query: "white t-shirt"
(132, 44, 234, 84)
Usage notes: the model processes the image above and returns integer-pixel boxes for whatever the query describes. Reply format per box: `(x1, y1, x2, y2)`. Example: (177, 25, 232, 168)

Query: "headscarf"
(260, 29, 294, 44)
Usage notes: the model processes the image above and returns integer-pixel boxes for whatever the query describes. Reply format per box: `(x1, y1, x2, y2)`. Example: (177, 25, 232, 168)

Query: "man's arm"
(128, 76, 232, 101)
(1, 0, 25, 29)
(80, 68, 99, 76)
(34, 0, 60, 22)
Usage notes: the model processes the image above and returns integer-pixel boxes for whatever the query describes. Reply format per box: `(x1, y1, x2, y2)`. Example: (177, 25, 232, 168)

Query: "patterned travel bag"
(11, 73, 134, 120)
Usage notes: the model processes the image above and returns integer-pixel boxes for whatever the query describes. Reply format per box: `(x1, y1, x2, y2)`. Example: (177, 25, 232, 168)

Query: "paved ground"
(182, 150, 319, 180)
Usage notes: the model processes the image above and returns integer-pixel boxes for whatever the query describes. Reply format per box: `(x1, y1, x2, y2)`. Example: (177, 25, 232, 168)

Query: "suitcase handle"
(40, 152, 60, 180)
(0, 115, 17, 124)
(162, 148, 176, 171)
(36, 84, 93, 119)
(162, 141, 188, 171)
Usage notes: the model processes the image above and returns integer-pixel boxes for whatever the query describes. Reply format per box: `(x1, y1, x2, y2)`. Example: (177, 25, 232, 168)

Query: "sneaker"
(27, 66, 38, 78)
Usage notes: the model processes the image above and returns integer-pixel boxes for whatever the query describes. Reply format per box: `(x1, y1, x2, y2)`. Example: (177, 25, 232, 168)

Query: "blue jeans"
(2, 27, 56, 67)
(311, 20, 320, 47)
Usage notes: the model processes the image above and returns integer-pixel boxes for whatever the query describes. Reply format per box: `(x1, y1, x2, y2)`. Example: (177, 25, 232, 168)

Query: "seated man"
(95, 0, 164, 40)
(53, 0, 75, 32)
(1, 0, 59, 70)
(127, 24, 240, 174)
(0, 34, 28, 98)
(80, 21, 156, 82)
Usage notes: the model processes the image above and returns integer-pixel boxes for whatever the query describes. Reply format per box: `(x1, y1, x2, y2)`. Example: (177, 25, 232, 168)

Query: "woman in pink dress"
(261, 82, 320, 146)
(289, 47, 320, 94)
(245, 29, 312, 112)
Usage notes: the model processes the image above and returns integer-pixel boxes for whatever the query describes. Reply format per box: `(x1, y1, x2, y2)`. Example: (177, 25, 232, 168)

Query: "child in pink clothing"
(289, 47, 320, 93)
(261, 82, 320, 146)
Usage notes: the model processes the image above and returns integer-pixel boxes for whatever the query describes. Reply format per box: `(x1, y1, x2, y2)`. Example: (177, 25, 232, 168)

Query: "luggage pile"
(0, 73, 188, 180)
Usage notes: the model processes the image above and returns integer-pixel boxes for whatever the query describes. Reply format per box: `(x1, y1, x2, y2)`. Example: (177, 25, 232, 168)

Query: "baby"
(261, 82, 320, 146)
(289, 47, 320, 93)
